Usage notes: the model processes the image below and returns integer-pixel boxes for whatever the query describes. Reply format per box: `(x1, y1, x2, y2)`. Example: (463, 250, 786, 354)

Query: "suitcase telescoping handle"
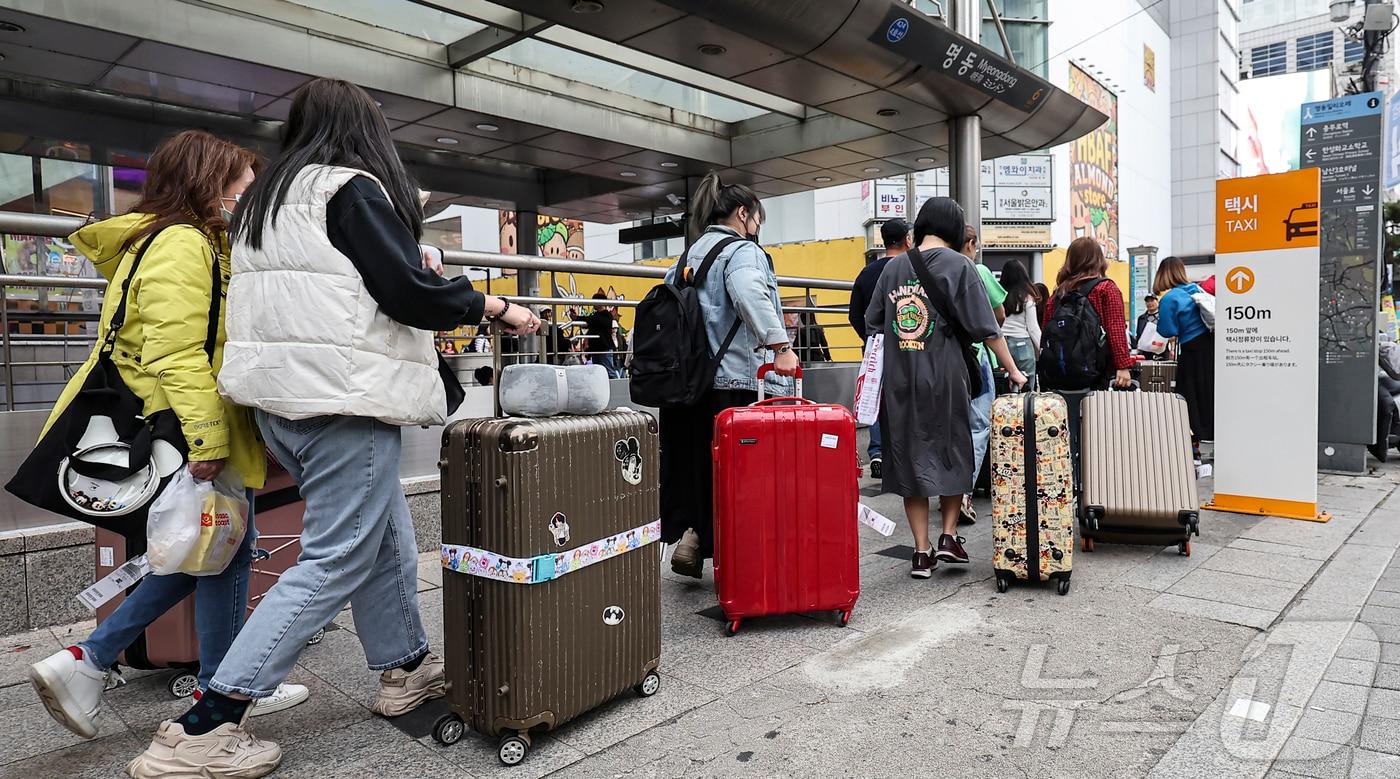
(755, 363, 808, 405)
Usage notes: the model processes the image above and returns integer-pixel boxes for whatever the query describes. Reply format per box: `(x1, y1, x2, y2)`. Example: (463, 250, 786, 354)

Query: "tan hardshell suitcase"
(1079, 391, 1200, 555)
(436, 410, 662, 766)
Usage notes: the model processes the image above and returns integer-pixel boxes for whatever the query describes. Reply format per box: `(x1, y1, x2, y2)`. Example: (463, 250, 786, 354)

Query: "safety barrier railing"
(0, 211, 860, 407)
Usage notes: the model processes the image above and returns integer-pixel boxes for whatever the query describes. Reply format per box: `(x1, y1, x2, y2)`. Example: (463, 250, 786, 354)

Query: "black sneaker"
(935, 534, 970, 564)
(869, 458, 882, 479)
(910, 550, 934, 579)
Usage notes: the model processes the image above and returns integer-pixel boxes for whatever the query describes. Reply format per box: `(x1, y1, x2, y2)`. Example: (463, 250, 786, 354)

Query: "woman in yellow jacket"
(26, 130, 306, 742)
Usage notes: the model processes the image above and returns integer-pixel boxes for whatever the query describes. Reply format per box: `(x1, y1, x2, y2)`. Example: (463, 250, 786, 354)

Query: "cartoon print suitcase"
(1079, 390, 1200, 555)
(990, 392, 1075, 595)
(712, 366, 861, 635)
(438, 410, 661, 766)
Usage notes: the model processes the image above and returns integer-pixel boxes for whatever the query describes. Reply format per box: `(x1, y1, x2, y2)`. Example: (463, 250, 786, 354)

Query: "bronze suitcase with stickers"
(437, 410, 661, 766)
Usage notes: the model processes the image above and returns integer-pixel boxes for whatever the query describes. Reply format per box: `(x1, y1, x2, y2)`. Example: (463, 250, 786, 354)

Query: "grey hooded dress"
(864, 247, 1001, 498)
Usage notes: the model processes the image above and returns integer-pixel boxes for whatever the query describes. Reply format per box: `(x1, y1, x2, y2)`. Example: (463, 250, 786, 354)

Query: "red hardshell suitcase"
(712, 366, 861, 636)
(93, 456, 310, 698)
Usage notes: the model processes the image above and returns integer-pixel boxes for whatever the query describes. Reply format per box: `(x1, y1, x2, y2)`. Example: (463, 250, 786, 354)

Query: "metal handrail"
(0, 212, 857, 291)
(1, 211, 860, 409)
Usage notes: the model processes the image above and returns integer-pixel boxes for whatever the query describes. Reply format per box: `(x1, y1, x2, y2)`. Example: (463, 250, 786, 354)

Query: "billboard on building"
(1144, 44, 1156, 92)
(1237, 69, 1335, 175)
(1068, 64, 1119, 259)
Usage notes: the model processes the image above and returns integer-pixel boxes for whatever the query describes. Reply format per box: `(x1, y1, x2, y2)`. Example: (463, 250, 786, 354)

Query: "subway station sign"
(1299, 92, 1383, 461)
(871, 8, 1051, 112)
(1207, 169, 1325, 521)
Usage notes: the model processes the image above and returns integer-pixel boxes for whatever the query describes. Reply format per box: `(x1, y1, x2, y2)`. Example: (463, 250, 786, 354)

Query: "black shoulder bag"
(905, 248, 984, 397)
(5, 227, 223, 537)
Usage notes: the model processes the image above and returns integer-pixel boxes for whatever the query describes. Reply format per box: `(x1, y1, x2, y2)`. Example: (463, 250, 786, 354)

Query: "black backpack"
(629, 236, 746, 408)
(1038, 279, 1108, 391)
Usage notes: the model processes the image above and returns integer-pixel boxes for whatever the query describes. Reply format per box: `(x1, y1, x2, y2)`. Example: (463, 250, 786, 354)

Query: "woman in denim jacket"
(661, 172, 799, 577)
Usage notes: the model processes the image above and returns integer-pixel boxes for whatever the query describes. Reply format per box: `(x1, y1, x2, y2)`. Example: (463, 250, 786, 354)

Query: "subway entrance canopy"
(0, 0, 1106, 223)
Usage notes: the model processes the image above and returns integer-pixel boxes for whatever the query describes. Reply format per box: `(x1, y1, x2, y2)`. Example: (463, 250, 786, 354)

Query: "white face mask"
(221, 193, 241, 223)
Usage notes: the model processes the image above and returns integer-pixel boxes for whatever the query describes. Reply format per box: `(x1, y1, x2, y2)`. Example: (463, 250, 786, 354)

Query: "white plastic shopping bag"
(146, 469, 207, 575)
(853, 334, 883, 426)
(146, 468, 247, 576)
(1136, 320, 1169, 355)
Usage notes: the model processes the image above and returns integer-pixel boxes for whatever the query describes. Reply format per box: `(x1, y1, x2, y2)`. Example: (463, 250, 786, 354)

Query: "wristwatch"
(487, 296, 511, 321)
(775, 344, 793, 355)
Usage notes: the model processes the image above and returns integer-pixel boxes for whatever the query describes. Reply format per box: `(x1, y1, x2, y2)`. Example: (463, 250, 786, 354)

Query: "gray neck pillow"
(498, 364, 610, 417)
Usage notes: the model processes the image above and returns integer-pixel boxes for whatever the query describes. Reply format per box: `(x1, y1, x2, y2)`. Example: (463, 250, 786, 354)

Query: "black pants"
(1176, 334, 1215, 442)
(659, 388, 757, 560)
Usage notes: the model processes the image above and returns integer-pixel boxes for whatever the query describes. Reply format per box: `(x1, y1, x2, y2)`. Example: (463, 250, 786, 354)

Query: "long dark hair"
(687, 171, 764, 244)
(912, 196, 965, 248)
(1000, 258, 1035, 315)
(232, 78, 422, 249)
(1054, 237, 1108, 300)
(123, 130, 257, 253)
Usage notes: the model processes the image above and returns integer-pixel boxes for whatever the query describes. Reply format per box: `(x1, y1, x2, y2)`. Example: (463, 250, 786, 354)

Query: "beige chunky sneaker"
(371, 653, 446, 717)
(125, 711, 282, 779)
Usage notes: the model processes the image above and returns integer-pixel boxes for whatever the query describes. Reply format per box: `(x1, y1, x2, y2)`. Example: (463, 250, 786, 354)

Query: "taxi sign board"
(1206, 169, 1327, 522)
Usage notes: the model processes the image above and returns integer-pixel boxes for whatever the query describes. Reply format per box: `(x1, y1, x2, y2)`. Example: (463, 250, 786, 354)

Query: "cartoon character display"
(615, 437, 643, 485)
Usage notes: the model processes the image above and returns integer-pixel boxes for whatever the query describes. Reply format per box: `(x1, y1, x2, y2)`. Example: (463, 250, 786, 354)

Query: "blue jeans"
(209, 412, 427, 698)
(594, 353, 623, 379)
(868, 420, 882, 460)
(82, 490, 257, 691)
(971, 353, 995, 482)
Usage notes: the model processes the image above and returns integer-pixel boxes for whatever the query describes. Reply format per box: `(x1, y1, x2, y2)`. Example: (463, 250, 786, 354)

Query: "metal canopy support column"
(516, 210, 540, 362)
(949, 0, 982, 243)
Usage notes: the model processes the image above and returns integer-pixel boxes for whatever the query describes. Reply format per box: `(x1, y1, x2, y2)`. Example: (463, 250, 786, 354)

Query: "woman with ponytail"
(661, 171, 798, 578)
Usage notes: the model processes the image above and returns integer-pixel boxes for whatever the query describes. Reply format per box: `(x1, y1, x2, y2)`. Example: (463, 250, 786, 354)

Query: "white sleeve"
(1026, 298, 1041, 351)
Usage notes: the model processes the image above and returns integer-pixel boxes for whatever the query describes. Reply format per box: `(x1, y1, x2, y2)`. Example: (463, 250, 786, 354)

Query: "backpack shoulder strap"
(687, 235, 745, 288)
(906, 248, 968, 342)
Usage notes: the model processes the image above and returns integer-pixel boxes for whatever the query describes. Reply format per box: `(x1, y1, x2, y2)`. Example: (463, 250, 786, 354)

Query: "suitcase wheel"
(167, 672, 199, 699)
(431, 713, 465, 746)
(1081, 537, 1096, 553)
(837, 609, 852, 628)
(1178, 540, 1191, 557)
(498, 732, 531, 766)
(635, 670, 661, 698)
(995, 577, 1010, 594)
(1057, 578, 1071, 596)
(307, 628, 325, 646)
(725, 620, 742, 637)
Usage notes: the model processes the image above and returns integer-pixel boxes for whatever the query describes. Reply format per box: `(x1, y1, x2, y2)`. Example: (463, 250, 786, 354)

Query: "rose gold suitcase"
(1079, 391, 1200, 556)
(436, 410, 661, 766)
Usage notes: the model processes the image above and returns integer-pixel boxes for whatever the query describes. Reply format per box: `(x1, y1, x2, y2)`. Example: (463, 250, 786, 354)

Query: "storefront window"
(0, 153, 35, 213)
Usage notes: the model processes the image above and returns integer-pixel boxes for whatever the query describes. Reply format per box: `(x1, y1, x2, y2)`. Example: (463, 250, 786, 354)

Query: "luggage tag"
(857, 504, 897, 536)
(76, 554, 151, 610)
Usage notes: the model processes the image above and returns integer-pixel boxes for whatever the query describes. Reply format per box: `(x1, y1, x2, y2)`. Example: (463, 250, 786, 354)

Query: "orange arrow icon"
(1226, 266, 1255, 294)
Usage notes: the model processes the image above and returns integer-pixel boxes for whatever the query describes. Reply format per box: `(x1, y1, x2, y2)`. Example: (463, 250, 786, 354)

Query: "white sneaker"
(29, 647, 108, 739)
(250, 683, 309, 717)
(126, 715, 282, 779)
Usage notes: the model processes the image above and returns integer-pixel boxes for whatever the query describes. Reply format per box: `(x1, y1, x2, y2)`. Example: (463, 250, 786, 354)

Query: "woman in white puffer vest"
(125, 78, 538, 779)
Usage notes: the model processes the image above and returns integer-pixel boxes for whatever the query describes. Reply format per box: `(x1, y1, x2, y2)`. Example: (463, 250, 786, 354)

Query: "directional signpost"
(1300, 93, 1384, 472)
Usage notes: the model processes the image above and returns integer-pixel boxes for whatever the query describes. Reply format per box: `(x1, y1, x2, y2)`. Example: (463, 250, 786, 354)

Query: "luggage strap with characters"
(441, 519, 660, 585)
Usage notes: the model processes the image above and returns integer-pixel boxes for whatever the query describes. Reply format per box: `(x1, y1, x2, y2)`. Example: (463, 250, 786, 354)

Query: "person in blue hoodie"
(1153, 256, 1213, 459)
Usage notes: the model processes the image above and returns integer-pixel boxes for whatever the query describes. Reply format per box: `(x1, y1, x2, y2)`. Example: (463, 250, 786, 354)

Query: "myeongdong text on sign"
(1207, 169, 1325, 521)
